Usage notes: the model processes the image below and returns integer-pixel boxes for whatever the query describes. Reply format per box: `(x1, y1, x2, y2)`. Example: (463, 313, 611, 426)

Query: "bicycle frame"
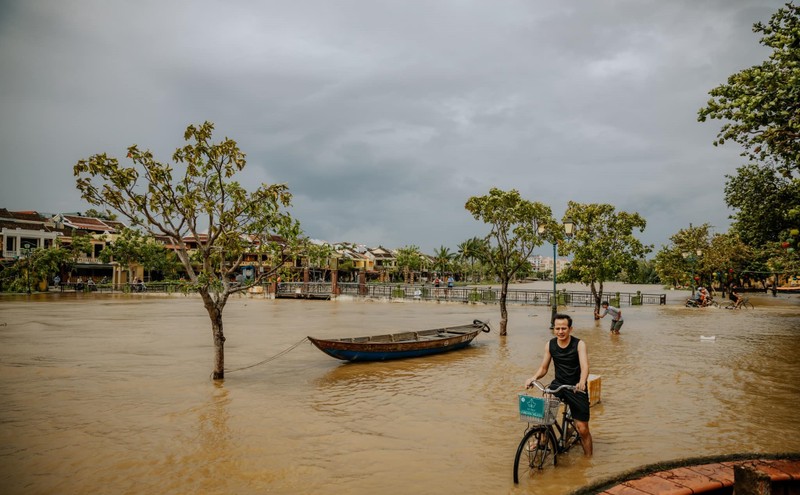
(521, 399, 579, 454)
(514, 382, 584, 483)
(550, 401, 580, 453)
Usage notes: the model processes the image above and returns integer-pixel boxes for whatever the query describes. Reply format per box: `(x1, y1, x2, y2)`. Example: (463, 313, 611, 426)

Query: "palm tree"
(432, 245, 455, 279)
(457, 237, 485, 282)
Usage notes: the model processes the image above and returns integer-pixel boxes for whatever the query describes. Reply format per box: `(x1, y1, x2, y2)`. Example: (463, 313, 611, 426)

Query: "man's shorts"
(550, 382, 590, 422)
(611, 319, 624, 332)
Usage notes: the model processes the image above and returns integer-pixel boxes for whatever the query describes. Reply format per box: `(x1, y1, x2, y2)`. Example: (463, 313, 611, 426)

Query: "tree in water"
(559, 202, 651, 314)
(465, 188, 553, 335)
(75, 121, 300, 380)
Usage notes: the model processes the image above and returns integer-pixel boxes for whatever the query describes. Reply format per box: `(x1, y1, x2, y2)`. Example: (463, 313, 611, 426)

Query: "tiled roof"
(0, 209, 49, 223)
(60, 214, 117, 232)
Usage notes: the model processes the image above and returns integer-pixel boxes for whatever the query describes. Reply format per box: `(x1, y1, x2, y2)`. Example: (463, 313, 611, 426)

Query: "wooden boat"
(308, 319, 491, 362)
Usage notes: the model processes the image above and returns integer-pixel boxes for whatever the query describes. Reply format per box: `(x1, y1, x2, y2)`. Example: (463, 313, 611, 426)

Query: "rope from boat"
(225, 336, 309, 373)
(473, 319, 491, 333)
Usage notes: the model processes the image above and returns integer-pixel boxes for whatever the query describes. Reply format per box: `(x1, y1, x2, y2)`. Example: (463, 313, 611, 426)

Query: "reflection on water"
(1, 286, 799, 494)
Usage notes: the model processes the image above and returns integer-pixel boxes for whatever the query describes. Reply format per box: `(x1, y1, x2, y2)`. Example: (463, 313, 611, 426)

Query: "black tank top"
(549, 336, 581, 385)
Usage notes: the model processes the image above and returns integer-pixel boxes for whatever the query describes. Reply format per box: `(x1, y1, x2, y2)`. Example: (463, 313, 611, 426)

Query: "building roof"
(58, 214, 119, 233)
(0, 208, 51, 224)
(367, 246, 395, 259)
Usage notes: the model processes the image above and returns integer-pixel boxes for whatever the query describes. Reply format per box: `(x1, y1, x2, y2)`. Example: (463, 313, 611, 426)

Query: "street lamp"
(538, 218, 576, 329)
(21, 246, 33, 295)
(681, 249, 702, 295)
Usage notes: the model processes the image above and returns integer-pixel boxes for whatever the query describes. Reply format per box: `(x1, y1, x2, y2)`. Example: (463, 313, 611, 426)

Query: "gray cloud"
(0, 0, 784, 253)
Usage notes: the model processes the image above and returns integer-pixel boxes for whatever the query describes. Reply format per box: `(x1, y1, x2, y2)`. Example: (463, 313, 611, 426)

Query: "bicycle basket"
(518, 394, 560, 425)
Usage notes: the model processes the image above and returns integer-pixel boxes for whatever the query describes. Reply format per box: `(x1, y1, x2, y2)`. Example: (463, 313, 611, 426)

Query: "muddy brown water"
(1, 283, 799, 494)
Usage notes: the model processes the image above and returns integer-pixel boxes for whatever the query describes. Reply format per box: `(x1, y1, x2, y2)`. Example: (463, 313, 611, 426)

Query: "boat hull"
(308, 320, 489, 362)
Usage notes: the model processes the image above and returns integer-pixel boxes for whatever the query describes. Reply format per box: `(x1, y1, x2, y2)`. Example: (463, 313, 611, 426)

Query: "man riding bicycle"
(729, 285, 743, 309)
(524, 313, 593, 456)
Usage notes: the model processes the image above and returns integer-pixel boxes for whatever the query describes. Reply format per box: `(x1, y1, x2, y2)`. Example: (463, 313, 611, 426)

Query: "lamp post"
(681, 249, 702, 295)
(21, 246, 33, 294)
(538, 218, 576, 329)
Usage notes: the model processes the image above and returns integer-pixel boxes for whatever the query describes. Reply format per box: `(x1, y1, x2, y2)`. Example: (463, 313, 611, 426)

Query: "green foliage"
(432, 245, 455, 276)
(395, 245, 425, 282)
(140, 241, 178, 280)
(74, 121, 300, 379)
(305, 242, 333, 269)
(465, 188, 552, 284)
(621, 259, 661, 285)
(724, 163, 800, 247)
(84, 208, 117, 220)
(0, 245, 71, 292)
(653, 224, 756, 288)
(465, 188, 553, 334)
(457, 236, 485, 282)
(99, 227, 145, 274)
(653, 223, 711, 287)
(74, 121, 299, 291)
(559, 202, 651, 308)
(698, 3, 800, 177)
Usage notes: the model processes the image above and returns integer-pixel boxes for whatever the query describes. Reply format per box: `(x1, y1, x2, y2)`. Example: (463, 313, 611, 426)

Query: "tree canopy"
(465, 188, 553, 335)
(724, 163, 800, 247)
(698, 2, 800, 177)
(74, 121, 300, 380)
(394, 245, 424, 283)
(559, 202, 651, 311)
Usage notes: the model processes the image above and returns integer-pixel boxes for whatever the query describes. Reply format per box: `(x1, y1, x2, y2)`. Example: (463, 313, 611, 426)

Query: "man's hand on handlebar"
(525, 378, 543, 390)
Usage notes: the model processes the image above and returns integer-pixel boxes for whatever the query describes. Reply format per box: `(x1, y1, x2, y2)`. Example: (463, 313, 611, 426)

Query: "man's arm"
(525, 341, 552, 388)
(576, 340, 589, 392)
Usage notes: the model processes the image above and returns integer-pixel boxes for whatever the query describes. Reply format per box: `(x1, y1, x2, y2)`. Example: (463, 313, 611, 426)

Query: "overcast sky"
(0, 0, 786, 255)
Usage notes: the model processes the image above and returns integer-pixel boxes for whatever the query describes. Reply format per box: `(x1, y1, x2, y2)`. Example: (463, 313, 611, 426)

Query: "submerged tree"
(559, 202, 651, 314)
(75, 121, 300, 380)
(465, 188, 553, 335)
(653, 223, 711, 290)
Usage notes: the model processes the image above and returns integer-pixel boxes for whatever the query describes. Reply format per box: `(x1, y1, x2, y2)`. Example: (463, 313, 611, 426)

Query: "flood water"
(1, 283, 799, 495)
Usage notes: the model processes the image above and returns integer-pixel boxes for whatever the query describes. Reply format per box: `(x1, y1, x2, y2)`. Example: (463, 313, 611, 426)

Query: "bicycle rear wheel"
(513, 427, 557, 484)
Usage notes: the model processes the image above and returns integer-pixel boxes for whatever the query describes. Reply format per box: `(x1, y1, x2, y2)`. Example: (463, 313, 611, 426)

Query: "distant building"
(529, 254, 569, 277)
(0, 209, 60, 260)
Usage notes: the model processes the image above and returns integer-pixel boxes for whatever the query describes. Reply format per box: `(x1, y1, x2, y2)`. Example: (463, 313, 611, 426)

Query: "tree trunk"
(591, 281, 601, 317)
(201, 292, 226, 380)
(212, 314, 225, 380)
(499, 279, 509, 335)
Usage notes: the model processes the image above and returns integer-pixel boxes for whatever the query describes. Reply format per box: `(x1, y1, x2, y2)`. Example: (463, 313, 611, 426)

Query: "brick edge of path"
(570, 453, 800, 495)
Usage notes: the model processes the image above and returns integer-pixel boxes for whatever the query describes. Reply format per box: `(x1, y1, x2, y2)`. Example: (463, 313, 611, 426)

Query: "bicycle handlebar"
(526, 379, 585, 394)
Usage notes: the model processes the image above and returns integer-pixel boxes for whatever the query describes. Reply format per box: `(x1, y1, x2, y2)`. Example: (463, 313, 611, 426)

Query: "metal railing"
(45, 281, 666, 306)
(330, 283, 665, 306)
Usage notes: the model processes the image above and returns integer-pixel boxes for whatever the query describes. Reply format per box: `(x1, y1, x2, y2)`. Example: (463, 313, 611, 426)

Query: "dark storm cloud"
(0, 0, 787, 253)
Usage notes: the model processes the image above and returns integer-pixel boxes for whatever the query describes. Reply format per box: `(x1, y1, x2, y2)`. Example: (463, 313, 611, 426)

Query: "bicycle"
(513, 380, 584, 484)
(724, 296, 754, 310)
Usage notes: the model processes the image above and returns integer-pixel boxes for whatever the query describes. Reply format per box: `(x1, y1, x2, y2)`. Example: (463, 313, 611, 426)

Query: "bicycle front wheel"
(513, 427, 557, 484)
(742, 300, 754, 309)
